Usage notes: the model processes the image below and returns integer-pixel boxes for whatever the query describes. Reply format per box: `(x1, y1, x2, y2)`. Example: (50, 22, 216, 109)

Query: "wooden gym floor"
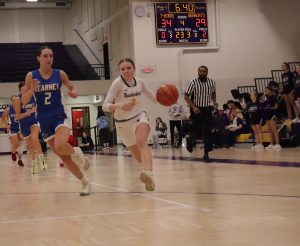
(0, 145, 299, 246)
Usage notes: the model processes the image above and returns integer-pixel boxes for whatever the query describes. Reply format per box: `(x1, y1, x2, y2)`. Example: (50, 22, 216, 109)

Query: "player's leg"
(283, 94, 292, 120)
(30, 124, 47, 170)
(10, 134, 24, 166)
(50, 126, 90, 196)
(25, 136, 39, 174)
(127, 144, 142, 163)
(9, 134, 18, 161)
(135, 122, 155, 191)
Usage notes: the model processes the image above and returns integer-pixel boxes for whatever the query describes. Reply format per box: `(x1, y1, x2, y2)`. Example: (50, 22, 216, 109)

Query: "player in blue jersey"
(21, 46, 90, 196)
(12, 82, 47, 174)
(1, 96, 24, 166)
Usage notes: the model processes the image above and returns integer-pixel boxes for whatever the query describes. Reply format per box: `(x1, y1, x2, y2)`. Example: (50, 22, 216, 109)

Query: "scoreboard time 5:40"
(155, 2, 208, 44)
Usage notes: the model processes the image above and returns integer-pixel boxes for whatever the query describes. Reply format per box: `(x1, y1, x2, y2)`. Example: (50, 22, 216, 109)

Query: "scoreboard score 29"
(155, 2, 208, 44)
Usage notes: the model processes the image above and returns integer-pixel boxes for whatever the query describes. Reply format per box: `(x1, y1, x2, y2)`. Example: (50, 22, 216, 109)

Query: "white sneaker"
(265, 144, 274, 149)
(273, 144, 282, 149)
(80, 182, 90, 196)
(123, 149, 131, 156)
(31, 160, 39, 174)
(39, 155, 48, 170)
(73, 147, 90, 171)
(256, 144, 265, 149)
(140, 171, 155, 191)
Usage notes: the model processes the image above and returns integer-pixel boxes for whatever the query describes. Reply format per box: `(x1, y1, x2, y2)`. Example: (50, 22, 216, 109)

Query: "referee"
(184, 65, 216, 162)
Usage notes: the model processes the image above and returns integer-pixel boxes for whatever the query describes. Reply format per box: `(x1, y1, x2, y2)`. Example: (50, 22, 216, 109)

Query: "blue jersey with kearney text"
(19, 94, 36, 125)
(32, 69, 66, 120)
(8, 104, 19, 132)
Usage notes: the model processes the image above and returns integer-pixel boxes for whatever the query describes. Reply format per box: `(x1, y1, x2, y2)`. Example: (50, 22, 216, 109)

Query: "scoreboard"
(155, 2, 208, 44)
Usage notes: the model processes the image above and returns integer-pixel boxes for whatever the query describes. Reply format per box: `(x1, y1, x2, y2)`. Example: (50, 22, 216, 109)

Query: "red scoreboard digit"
(155, 2, 209, 44)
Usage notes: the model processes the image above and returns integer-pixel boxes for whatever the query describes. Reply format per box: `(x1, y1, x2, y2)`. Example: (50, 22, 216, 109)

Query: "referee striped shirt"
(185, 77, 216, 107)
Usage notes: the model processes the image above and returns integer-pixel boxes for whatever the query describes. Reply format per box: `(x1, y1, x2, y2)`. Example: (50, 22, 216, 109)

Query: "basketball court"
(0, 146, 299, 245)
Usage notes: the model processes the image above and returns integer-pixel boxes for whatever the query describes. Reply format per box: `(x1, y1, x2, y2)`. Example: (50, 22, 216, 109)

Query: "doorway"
(71, 107, 90, 139)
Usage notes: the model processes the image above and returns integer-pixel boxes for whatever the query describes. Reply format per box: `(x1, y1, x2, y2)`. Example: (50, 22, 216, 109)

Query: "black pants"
(99, 127, 111, 145)
(80, 146, 93, 152)
(169, 120, 182, 146)
(189, 106, 213, 153)
(221, 128, 243, 147)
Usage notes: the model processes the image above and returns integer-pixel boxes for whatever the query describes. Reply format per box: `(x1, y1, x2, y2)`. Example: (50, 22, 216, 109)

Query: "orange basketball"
(156, 83, 179, 106)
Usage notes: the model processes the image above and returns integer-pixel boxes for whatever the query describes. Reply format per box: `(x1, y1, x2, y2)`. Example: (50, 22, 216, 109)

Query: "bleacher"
(0, 42, 101, 82)
(232, 61, 300, 145)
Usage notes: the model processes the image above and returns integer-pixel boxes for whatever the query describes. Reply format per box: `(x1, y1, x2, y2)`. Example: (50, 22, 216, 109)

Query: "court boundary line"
(0, 206, 190, 224)
(55, 174, 193, 208)
(95, 151, 300, 168)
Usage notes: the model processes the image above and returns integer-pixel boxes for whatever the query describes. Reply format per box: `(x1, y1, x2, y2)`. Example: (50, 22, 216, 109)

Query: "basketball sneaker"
(38, 155, 48, 170)
(17, 159, 24, 167)
(72, 147, 90, 171)
(185, 135, 193, 153)
(273, 144, 282, 149)
(140, 171, 155, 191)
(80, 182, 90, 196)
(255, 144, 265, 149)
(11, 152, 17, 161)
(31, 159, 39, 174)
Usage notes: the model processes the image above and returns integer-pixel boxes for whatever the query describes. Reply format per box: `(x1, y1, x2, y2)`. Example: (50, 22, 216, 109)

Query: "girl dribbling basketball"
(102, 58, 157, 191)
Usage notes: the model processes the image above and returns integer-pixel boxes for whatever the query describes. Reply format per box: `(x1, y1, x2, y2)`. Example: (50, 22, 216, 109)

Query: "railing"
(91, 64, 105, 80)
(271, 70, 283, 83)
(254, 77, 273, 93)
(73, 29, 102, 65)
(237, 85, 257, 94)
(288, 62, 300, 72)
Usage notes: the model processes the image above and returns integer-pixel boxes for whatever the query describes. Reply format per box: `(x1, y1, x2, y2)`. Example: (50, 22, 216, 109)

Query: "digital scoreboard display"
(155, 2, 208, 44)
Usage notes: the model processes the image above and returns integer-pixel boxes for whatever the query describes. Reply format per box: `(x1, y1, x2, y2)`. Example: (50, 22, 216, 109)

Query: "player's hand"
(68, 89, 78, 98)
(120, 102, 133, 111)
(30, 79, 40, 91)
(29, 107, 36, 114)
(192, 107, 200, 114)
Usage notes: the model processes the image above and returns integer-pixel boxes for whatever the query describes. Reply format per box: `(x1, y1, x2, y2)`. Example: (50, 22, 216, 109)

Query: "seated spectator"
(153, 117, 168, 148)
(221, 109, 246, 148)
(155, 117, 167, 136)
(79, 132, 94, 152)
(227, 100, 242, 123)
(211, 103, 222, 148)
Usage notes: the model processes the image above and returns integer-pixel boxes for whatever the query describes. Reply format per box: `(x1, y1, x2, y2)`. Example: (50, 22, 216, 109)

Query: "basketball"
(156, 83, 179, 106)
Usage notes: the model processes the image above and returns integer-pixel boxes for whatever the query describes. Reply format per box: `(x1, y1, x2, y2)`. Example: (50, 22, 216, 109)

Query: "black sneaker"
(203, 154, 211, 163)
(186, 135, 193, 153)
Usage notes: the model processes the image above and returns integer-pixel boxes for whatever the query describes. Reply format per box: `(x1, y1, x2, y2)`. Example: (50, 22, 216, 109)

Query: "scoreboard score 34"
(155, 2, 208, 44)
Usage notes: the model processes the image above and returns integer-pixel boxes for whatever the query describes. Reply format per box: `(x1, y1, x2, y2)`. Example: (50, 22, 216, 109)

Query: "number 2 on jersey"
(44, 92, 51, 105)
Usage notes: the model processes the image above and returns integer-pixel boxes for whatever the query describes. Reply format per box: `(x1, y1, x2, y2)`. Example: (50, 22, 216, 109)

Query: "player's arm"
(184, 82, 200, 113)
(12, 96, 35, 121)
(102, 81, 130, 112)
(141, 80, 157, 103)
(212, 85, 216, 103)
(184, 94, 197, 110)
(60, 70, 77, 98)
(1, 107, 9, 127)
(22, 72, 38, 105)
